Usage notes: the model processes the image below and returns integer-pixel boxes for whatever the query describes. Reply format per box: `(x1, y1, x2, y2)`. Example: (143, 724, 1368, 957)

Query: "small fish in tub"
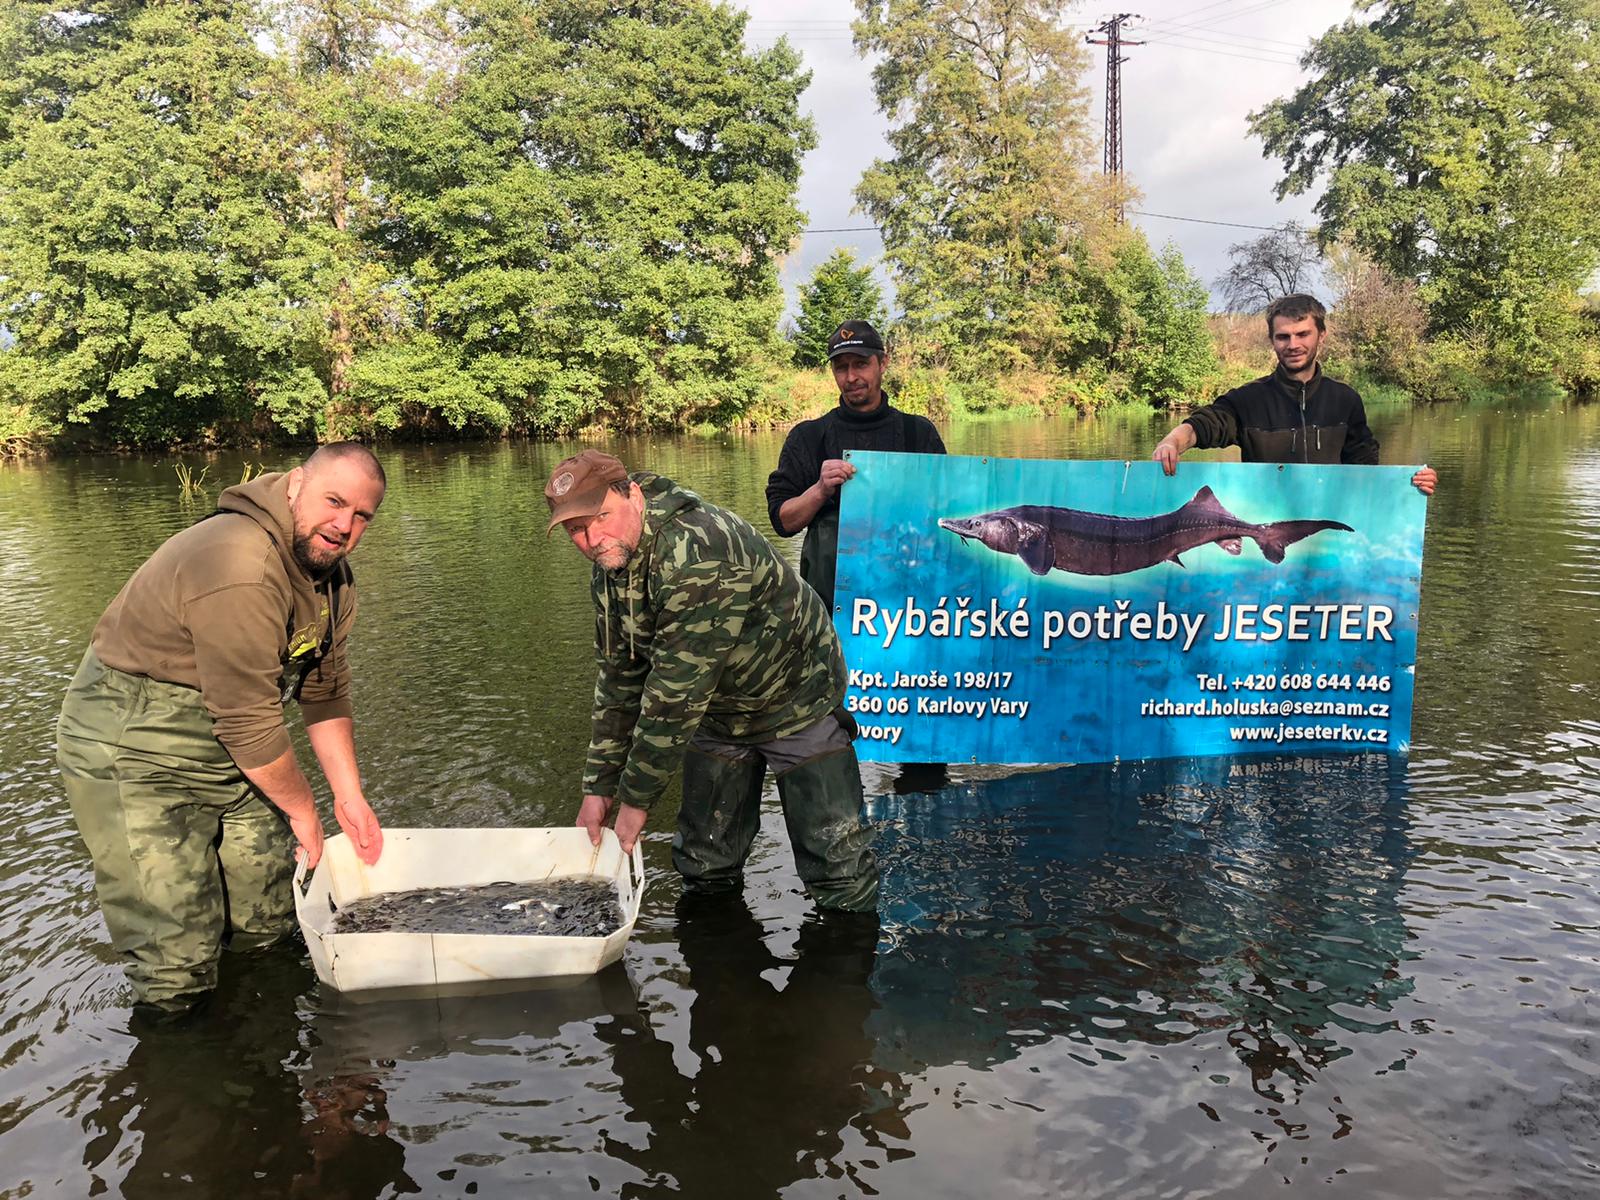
(329, 877, 624, 937)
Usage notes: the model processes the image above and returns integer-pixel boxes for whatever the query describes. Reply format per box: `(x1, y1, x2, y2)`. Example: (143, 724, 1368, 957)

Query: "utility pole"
(1086, 13, 1142, 220)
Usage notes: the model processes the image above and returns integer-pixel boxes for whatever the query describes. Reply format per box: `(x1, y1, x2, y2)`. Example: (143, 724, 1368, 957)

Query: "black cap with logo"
(826, 320, 886, 360)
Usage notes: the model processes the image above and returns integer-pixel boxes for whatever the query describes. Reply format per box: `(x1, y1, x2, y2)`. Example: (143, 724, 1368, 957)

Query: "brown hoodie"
(91, 471, 359, 769)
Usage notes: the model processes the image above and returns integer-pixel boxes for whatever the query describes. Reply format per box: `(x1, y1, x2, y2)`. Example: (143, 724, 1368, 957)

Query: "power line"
(800, 211, 1294, 235)
(1139, 19, 1310, 52)
(1140, 0, 1300, 43)
(741, 12, 1306, 63)
(1129, 210, 1289, 231)
(1138, 24, 1301, 62)
(1142, 37, 1299, 66)
(742, 19, 1096, 28)
(1145, 0, 1255, 26)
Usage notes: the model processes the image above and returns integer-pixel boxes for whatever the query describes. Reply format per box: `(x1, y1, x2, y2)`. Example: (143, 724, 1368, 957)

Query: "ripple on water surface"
(4, 414, 1600, 1198)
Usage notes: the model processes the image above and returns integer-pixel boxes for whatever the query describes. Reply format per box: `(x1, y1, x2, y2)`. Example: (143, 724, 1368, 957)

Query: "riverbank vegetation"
(1, 0, 1595, 454)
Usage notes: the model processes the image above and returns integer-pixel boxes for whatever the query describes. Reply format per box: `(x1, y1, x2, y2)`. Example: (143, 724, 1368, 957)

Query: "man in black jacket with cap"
(767, 320, 946, 610)
(1152, 293, 1437, 495)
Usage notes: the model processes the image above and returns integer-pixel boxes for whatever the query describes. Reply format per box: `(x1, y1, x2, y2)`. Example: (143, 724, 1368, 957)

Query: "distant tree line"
(0, 0, 1222, 447)
(2, 0, 1593, 450)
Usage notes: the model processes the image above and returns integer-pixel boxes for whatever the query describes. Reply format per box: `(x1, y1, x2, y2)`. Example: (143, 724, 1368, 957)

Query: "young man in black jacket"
(766, 320, 946, 610)
(1152, 293, 1436, 495)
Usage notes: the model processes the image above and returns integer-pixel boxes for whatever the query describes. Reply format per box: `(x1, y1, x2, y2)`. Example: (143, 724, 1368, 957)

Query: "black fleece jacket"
(766, 395, 945, 536)
(1183, 365, 1379, 465)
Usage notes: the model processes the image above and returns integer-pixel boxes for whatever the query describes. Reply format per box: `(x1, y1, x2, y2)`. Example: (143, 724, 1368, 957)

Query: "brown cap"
(544, 449, 629, 533)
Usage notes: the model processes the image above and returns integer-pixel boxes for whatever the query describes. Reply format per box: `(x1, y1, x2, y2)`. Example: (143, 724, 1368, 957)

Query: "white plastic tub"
(294, 827, 645, 995)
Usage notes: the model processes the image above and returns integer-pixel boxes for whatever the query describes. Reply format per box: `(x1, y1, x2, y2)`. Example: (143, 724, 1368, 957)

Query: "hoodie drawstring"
(601, 554, 640, 660)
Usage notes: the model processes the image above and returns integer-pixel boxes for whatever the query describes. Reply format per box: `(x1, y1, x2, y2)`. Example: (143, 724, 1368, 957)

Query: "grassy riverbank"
(5, 316, 1591, 461)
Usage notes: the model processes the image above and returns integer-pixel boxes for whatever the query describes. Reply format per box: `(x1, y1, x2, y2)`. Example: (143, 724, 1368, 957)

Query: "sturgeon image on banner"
(833, 451, 1427, 765)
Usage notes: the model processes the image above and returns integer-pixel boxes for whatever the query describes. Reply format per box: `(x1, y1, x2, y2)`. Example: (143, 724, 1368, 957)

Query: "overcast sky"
(739, 0, 1359, 314)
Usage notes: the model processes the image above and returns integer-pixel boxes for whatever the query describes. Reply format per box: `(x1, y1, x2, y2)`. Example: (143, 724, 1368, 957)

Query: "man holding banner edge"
(766, 320, 945, 611)
(768, 320, 951, 791)
(1151, 293, 1437, 497)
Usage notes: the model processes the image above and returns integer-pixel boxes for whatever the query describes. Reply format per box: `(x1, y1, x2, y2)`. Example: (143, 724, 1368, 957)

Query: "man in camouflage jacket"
(546, 450, 877, 911)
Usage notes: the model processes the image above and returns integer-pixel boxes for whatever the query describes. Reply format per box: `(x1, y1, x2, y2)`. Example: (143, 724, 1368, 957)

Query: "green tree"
(365, 0, 814, 434)
(1250, 0, 1600, 372)
(268, 0, 428, 438)
(0, 0, 328, 444)
(791, 249, 886, 367)
(1048, 233, 1218, 408)
(1119, 241, 1220, 408)
(852, 0, 1121, 372)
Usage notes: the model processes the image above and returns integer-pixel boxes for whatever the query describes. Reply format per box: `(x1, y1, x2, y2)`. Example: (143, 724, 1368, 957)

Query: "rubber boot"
(673, 748, 765, 897)
(775, 747, 879, 912)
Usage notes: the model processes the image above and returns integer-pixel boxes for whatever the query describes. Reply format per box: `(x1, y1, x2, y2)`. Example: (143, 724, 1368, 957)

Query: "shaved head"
(286, 443, 386, 574)
(303, 441, 386, 489)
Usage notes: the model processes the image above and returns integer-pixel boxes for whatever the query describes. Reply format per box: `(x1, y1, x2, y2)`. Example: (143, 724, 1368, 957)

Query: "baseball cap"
(826, 320, 886, 360)
(544, 449, 629, 533)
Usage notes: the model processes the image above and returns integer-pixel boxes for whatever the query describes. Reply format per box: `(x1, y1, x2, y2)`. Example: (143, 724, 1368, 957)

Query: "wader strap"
(281, 583, 338, 704)
(192, 508, 346, 705)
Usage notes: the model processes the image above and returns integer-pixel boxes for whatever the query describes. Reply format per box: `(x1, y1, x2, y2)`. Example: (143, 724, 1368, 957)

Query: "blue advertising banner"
(834, 452, 1427, 764)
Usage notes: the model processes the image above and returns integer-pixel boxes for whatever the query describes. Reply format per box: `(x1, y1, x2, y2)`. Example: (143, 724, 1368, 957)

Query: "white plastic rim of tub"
(292, 828, 645, 993)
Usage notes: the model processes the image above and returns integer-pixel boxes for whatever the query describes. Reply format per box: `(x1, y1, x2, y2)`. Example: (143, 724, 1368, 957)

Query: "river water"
(2, 399, 1598, 1198)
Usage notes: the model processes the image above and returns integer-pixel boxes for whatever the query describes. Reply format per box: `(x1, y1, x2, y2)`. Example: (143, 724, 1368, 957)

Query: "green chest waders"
(57, 650, 299, 1010)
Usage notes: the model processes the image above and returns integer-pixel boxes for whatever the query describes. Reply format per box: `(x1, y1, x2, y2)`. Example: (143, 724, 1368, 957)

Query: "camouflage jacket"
(584, 473, 846, 810)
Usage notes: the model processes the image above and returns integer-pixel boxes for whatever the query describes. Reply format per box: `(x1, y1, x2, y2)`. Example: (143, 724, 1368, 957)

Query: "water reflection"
(79, 949, 643, 1198)
(6, 401, 1600, 1198)
(598, 901, 907, 1199)
(305, 967, 642, 1195)
(81, 947, 335, 1198)
(869, 754, 1414, 1105)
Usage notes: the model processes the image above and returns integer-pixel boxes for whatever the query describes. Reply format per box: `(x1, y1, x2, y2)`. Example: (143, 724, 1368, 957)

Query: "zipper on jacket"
(1299, 383, 1309, 463)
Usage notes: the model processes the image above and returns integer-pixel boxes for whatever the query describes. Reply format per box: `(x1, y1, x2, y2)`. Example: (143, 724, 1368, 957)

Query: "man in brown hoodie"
(56, 443, 387, 1013)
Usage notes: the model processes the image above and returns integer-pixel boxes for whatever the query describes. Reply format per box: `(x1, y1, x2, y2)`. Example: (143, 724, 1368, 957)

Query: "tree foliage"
(1046, 233, 1219, 407)
(791, 249, 886, 368)
(1323, 238, 1427, 382)
(852, 0, 1122, 371)
(267, 0, 432, 438)
(353, 0, 813, 435)
(1250, 0, 1600, 372)
(849, 0, 1214, 407)
(0, 0, 327, 444)
(0, 0, 812, 443)
(1118, 241, 1221, 409)
(1214, 223, 1320, 313)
